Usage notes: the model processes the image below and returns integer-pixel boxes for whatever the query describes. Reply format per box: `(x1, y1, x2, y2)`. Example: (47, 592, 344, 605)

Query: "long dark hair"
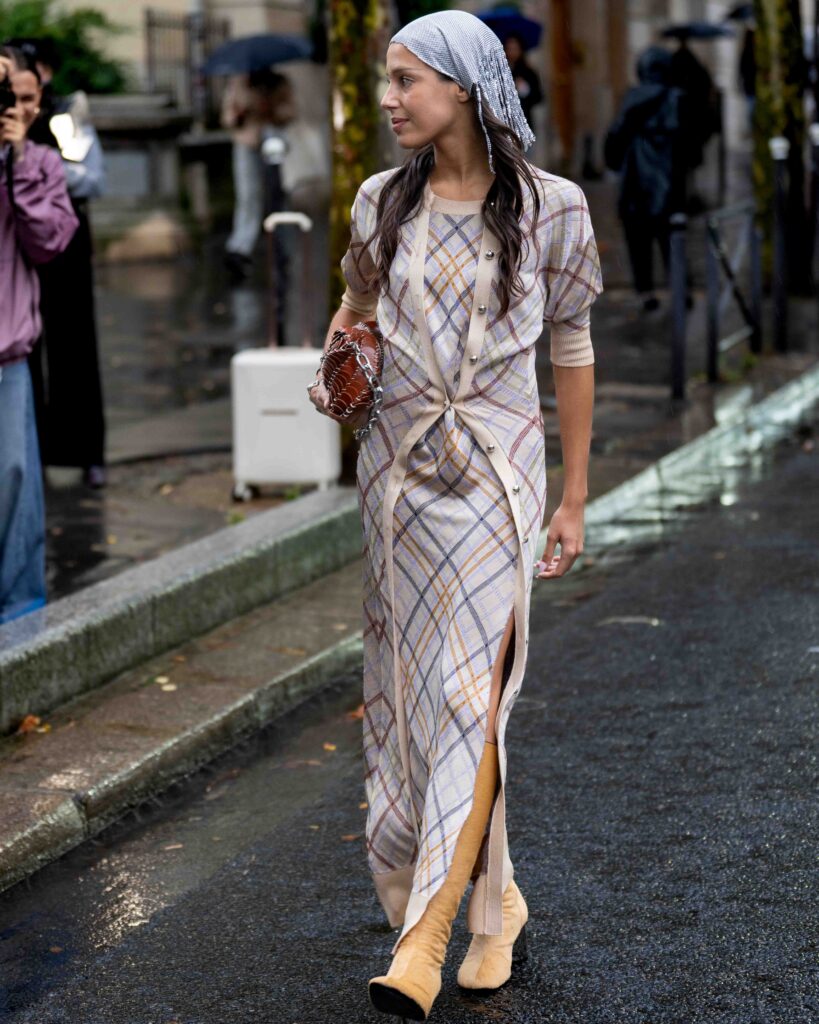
(355, 81, 543, 318)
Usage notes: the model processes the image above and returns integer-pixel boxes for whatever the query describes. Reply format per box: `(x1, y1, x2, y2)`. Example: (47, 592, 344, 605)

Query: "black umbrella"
(662, 22, 735, 41)
(203, 34, 312, 76)
(725, 3, 754, 21)
(476, 6, 543, 50)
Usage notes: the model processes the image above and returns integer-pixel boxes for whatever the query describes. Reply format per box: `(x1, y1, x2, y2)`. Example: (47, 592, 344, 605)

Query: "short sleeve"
(340, 182, 379, 317)
(541, 184, 604, 366)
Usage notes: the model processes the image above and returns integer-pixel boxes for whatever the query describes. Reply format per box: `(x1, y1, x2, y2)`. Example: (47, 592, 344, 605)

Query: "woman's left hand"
(535, 502, 585, 579)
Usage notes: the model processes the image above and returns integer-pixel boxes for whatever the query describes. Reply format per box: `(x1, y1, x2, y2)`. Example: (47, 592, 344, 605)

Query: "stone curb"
(0, 486, 360, 736)
(0, 633, 363, 894)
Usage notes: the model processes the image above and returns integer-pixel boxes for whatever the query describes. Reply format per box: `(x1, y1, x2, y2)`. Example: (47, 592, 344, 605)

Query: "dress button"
(469, 354, 478, 363)
(484, 251, 495, 260)
(486, 443, 495, 452)
(512, 485, 520, 494)
(477, 304, 487, 313)
(523, 534, 529, 543)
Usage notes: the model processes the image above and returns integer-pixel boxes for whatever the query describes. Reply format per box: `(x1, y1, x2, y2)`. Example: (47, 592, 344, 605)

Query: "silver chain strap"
(318, 333, 384, 441)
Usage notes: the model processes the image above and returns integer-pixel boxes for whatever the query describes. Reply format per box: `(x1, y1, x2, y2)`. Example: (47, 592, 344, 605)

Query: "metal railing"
(704, 201, 763, 382)
(144, 8, 230, 124)
(669, 199, 763, 401)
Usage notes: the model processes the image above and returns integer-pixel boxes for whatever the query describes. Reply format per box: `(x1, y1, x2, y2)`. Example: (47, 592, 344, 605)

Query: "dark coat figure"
(604, 47, 686, 305)
(26, 85, 106, 479)
(669, 42, 719, 170)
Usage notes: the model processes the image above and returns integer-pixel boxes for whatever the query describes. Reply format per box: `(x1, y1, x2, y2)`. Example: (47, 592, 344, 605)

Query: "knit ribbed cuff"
(340, 286, 378, 318)
(549, 322, 594, 367)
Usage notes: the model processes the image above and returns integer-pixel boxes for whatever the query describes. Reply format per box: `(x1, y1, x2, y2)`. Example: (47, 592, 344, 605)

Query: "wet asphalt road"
(1, 433, 817, 1024)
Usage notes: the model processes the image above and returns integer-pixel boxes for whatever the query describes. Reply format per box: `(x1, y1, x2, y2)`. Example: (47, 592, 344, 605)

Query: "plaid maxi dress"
(341, 168, 603, 949)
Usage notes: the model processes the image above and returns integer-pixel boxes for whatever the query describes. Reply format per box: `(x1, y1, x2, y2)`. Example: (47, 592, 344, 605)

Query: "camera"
(0, 74, 15, 114)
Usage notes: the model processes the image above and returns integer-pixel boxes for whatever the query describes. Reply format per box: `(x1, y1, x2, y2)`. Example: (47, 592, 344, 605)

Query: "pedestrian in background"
(503, 32, 542, 135)
(604, 46, 687, 313)
(222, 69, 294, 281)
(0, 46, 77, 623)
(668, 38, 719, 211)
(11, 37, 108, 488)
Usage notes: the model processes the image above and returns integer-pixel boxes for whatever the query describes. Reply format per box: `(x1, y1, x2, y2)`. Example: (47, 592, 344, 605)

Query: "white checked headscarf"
(390, 10, 536, 174)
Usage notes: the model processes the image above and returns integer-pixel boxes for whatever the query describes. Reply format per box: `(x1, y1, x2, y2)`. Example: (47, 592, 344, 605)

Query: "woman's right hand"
(308, 378, 346, 424)
(308, 378, 370, 429)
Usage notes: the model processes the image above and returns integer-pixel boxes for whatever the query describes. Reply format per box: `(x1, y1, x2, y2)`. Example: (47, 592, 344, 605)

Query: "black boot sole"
(368, 980, 427, 1020)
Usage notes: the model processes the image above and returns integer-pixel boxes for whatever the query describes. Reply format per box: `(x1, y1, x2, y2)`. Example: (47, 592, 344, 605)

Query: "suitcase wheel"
(232, 482, 260, 503)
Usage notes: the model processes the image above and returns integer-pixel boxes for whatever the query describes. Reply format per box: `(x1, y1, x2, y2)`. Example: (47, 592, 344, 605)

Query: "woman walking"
(309, 12, 602, 1019)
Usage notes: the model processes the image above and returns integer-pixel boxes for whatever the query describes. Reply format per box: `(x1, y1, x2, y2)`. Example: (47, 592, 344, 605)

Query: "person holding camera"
(0, 46, 77, 623)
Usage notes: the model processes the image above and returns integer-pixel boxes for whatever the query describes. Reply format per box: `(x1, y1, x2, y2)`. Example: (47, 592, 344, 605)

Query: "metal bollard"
(769, 136, 790, 352)
(669, 212, 688, 400)
(750, 219, 763, 354)
(810, 122, 819, 337)
(705, 221, 720, 382)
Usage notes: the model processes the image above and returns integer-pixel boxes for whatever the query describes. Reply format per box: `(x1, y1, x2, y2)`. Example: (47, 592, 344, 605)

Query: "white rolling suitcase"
(230, 212, 340, 500)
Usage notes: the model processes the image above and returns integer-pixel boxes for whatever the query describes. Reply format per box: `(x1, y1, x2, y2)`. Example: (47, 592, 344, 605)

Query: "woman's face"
(380, 43, 469, 151)
(11, 69, 41, 131)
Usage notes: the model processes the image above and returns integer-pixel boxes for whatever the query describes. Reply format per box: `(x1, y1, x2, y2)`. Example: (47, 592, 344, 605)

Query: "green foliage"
(328, 0, 382, 310)
(0, 0, 128, 94)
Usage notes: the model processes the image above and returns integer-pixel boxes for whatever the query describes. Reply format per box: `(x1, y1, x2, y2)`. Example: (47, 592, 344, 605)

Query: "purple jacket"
(0, 141, 79, 367)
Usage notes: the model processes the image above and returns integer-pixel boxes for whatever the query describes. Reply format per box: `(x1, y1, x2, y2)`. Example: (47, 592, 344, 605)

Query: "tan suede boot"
(456, 878, 528, 990)
(368, 741, 499, 1020)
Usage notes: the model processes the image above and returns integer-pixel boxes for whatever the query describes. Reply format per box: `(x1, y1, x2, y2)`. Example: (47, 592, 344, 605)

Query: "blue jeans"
(0, 361, 46, 624)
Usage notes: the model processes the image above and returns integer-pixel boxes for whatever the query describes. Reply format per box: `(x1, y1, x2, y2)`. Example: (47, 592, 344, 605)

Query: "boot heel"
(512, 922, 528, 963)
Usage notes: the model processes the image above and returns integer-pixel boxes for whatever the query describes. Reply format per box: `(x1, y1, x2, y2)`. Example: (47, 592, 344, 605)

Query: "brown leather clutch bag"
(319, 320, 385, 440)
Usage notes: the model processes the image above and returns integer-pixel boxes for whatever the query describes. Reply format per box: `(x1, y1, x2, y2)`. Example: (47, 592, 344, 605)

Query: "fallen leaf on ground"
(341, 834, 362, 842)
(346, 704, 365, 720)
(16, 715, 41, 735)
(323, 742, 337, 751)
(34, 723, 52, 734)
(49, 946, 63, 954)
(331, 623, 348, 631)
(359, 802, 368, 809)
(160, 683, 178, 692)
(162, 843, 184, 851)
(173, 655, 187, 663)
(309, 825, 320, 831)
(154, 676, 170, 684)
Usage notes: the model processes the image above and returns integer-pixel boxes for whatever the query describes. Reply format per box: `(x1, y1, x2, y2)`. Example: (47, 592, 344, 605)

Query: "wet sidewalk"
(45, 154, 817, 600)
